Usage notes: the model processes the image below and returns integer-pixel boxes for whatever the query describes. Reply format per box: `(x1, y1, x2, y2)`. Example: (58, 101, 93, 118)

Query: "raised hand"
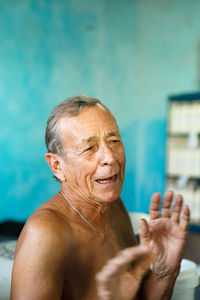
(96, 245, 152, 300)
(139, 191, 190, 278)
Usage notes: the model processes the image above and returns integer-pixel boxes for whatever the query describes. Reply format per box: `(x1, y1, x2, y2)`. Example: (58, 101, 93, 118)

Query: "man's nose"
(98, 143, 116, 166)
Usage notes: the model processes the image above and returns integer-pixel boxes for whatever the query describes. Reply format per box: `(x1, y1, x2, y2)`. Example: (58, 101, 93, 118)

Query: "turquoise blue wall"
(1, 0, 200, 221)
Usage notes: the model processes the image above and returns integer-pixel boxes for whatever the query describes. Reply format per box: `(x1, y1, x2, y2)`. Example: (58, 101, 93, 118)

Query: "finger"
(122, 254, 153, 299)
(139, 218, 151, 246)
(96, 245, 151, 283)
(132, 252, 153, 280)
(161, 191, 173, 218)
(179, 205, 190, 231)
(171, 194, 183, 222)
(96, 246, 152, 300)
(96, 287, 112, 300)
(149, 192, 161, 220)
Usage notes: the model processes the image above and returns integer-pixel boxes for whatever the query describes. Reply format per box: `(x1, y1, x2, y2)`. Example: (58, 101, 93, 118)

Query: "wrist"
(139, 269, 179, 300)
(152, 264, 180, 280)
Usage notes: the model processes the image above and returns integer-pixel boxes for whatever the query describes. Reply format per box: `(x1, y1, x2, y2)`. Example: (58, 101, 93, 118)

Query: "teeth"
(96, 175, 116, 184)
(98, 179, 111, 183)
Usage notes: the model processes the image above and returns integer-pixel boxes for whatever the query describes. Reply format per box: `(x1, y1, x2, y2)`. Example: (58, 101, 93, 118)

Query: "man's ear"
(45, 153, 65, 182)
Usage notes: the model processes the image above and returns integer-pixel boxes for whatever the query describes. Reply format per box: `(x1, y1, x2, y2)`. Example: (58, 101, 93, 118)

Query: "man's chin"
(95, 192, 121, 204)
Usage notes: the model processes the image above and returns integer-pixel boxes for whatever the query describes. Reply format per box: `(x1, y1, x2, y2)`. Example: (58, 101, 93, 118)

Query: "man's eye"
(111, 139, 120, 143)
(85, 146, 94, 152)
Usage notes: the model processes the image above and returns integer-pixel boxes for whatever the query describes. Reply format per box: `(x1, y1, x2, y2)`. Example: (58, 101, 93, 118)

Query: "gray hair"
(45, 94, 109, 157)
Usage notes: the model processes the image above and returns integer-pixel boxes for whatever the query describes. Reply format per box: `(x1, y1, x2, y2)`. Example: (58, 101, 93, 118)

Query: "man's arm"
(11, 212, 69, 300)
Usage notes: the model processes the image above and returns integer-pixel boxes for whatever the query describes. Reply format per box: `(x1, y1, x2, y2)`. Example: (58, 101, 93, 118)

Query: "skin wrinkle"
(58, 106, 126, 226)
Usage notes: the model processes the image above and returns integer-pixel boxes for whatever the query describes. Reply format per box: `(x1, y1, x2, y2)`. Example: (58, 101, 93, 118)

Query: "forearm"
(137, 268, 179, 300)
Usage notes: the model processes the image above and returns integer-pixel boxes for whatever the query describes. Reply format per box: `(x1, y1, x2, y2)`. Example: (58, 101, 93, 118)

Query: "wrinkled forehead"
(58, 105, 120, 144)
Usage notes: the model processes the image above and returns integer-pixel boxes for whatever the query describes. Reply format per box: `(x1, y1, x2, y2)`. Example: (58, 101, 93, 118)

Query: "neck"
(60, 186, 110, 232)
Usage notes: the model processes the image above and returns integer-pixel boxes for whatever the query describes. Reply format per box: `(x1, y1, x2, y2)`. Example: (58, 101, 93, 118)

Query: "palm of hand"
(150, 218, 187, 272)
(139, 191, 190, 278)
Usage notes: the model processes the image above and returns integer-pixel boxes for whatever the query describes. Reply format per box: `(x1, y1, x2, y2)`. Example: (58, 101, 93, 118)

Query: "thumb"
(138, 218, 151, 246)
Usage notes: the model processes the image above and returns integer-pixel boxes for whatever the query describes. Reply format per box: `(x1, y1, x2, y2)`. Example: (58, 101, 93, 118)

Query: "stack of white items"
(0, 241, 16, 300)
(169, 101, 200, 134)
(167, 137, 200, 178)
(167, 105, 200, 223)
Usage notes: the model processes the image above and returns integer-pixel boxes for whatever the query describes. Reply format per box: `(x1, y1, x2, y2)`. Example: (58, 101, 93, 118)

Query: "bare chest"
(62, 228, 126, 300)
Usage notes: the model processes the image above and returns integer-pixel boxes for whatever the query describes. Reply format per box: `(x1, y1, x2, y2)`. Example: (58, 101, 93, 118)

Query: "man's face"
(58, 105, 126, 204)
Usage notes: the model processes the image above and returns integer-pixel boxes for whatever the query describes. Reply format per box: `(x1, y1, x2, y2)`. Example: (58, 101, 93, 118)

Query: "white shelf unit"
(166, 93, 200, 224)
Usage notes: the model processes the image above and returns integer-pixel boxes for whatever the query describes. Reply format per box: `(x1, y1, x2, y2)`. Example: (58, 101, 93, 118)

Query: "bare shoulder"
(16, 203, 73, 258)
(11, 199, 74, 299)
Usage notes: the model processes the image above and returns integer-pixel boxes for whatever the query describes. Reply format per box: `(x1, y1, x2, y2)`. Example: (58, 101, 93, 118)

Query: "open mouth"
(95, 175, 117, 184)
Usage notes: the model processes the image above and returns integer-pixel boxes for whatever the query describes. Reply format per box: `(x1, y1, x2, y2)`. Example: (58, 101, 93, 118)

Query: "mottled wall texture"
(1, 0, 200, 221)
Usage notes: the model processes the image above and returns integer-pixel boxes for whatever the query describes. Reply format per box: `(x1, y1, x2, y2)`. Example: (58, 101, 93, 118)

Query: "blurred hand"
(96, 245, 152, 300)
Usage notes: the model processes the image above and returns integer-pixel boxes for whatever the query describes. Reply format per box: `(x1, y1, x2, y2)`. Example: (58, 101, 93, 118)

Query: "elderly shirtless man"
(11, 95, 190, 300)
